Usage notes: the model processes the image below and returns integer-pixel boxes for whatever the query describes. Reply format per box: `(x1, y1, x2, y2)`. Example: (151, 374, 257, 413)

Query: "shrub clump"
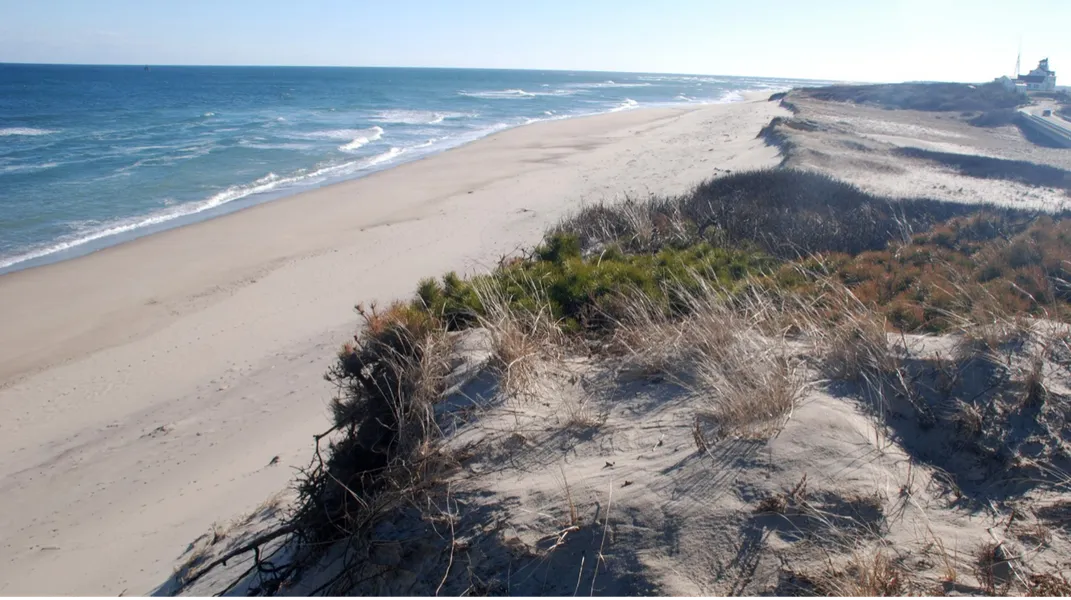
(553, 169, 982, 260)
(413, 232, 775, 333)
(292, 302, 453, 547)
(770, 213, 1071, 332)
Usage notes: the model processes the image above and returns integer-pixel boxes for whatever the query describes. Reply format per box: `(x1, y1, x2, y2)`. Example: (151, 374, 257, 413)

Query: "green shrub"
(411, 272, 481, 330)
(408, 236, 775, 333)
(537, 232, 582, 263)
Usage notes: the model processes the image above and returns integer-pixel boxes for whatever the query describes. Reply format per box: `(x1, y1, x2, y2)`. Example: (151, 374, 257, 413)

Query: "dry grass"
(952, 400, 984, 438)
(1021, 348, 1049, 409)
(553, 462, 580, 528)
(472, 276, 562, 400)
(549, 194, 691, 254)
(754, 474, 809, 515)
(815, 290, 895, 382)
(952, 316, 1030, 366)
(1007, 508, 1054, 547)
(943, 283, 1033, 366)
(973, 541, 1018, 595)
(613, 279, 810, 441)
(238, 491, 288, 527)
(808, 548, 908, 596)
(693, 345, 806, 441)
(929, 534, 960, 586)
(754, 494, 789, 515)
(172, 543, 213, 588)
(172, 521, 232, 588)
(560, 390, 599, 429)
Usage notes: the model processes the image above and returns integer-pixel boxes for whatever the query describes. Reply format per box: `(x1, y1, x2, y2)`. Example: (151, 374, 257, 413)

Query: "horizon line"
(0, 61, 841, 82)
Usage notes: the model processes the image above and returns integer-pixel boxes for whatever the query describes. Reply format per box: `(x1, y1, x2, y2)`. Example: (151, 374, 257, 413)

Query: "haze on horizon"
(0, 0, 1068, 84)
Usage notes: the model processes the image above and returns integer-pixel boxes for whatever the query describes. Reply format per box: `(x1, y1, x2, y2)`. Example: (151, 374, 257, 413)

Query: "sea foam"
(459, 89, 537, 99)
(0, 162, 59, 174)
(0, 127, 58, 136)
(294, 127, 384, 142)
(0, 146, 409, 270)
(371, 110, 472, 125)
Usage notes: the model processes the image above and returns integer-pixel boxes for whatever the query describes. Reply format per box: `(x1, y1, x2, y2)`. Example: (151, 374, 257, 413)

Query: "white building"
(1016, 58, 1057, 91)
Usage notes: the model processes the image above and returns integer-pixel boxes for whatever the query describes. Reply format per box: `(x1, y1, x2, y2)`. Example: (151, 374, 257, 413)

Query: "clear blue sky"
(1, 0, 1068, 83)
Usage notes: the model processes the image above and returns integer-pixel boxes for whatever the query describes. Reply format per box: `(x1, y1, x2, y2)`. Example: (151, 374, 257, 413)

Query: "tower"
(1015, 38, 1021, 78)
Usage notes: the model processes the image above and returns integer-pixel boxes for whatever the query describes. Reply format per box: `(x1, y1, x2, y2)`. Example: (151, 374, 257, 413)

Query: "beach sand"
(0, 97, 786, 595)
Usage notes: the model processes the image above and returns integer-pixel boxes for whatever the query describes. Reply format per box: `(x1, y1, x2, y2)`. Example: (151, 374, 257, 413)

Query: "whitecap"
(458, 89, 536, 99)
(293, 126, 384, 142)
(0, 127, 58, 136)
(563, 81, 652, 89)
(338, 126, 385, 152)
(609, 98, 639, 112)
(238, 141, 316, 151)
(371, 110, 471, 125)
(715, 90, 746, 103)
(0, 162, 59, 174)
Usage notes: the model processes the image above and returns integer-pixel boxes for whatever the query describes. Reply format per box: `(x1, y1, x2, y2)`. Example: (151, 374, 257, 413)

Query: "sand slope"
(184, 322, 1071, 596)
(0, 98, 786, 595)
(768, 95, 1071, 211)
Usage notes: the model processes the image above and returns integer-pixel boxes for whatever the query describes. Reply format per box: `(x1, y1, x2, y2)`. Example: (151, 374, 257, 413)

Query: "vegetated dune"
(172, 168, 1071, 597)
(795, 81, 1026, 113)
(761, 89, 1071, 211)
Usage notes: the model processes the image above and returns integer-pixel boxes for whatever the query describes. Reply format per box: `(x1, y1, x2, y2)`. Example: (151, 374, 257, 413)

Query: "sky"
(0, 0, 1068, 83)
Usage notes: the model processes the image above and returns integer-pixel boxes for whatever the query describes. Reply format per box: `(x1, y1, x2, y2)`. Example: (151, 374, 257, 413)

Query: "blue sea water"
(0, 65, 831, 273)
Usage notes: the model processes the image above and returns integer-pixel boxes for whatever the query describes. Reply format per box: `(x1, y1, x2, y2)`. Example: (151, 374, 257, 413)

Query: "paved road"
(1024, 105, 1071, 135)
(1019, 105, 1071, 147)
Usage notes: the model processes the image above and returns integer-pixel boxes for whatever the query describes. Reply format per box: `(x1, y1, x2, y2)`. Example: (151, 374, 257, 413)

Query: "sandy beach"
(0, 97, 787, 595)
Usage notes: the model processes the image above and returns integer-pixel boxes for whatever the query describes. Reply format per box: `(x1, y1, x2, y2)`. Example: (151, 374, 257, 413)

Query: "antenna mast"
(1015, 37, 1022, 77)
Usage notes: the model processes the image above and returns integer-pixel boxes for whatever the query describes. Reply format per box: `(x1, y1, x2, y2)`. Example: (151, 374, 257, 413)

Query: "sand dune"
(0, 98, 787, 595)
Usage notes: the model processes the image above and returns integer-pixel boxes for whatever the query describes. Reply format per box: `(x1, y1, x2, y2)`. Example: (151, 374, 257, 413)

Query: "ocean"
(0, 65, 831, 273)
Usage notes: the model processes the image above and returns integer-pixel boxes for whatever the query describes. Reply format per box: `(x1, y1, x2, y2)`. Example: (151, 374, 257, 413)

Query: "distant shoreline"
(0, 80, 787, 276)
(0, 62, 808, 80)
